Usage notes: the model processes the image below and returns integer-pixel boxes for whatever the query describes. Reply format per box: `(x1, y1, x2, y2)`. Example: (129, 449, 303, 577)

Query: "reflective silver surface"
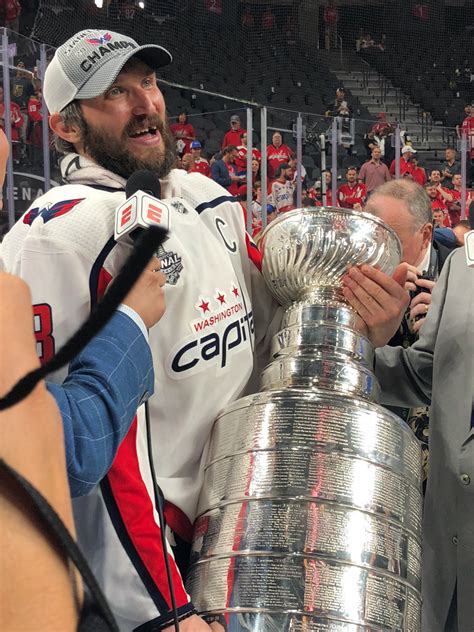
(189, 208, 421, 631)
(259, 207, 402, 307)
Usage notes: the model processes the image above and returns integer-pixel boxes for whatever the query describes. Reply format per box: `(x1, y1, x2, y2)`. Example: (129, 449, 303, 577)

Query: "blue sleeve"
(47, 310, 154, 498)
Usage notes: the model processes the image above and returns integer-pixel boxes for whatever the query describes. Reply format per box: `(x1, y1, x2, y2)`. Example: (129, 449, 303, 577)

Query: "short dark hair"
(223, 144, 238, 156)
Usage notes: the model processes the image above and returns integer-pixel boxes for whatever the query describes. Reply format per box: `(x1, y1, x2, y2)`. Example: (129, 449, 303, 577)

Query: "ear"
(421, 222, 433, 249)
(49, 112, 82, 147)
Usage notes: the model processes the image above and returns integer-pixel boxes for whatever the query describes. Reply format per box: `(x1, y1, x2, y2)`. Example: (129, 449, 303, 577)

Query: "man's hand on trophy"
(342, 263, 409, 347)
(163, 614, 225, 631)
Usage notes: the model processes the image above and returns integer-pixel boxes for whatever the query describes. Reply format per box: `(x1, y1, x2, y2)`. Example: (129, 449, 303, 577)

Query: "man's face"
(178, 112, 186, 124)
(372, 148, 381, 160)
(272, 133, 282, 147)
(191, 147, 201, 158)
(452, 174, 462, 187)
(365, 194, 431, 267)
(229, 149, 238, 163)
(402, 151, 412, 161)
(75, 60, 176, 179)
(346, 169, 357, 184)
(432, 210, 444, 226)
(231, 119, 241, 131)
(426, 185, 437, 199)
(445, 148, 456, 162)
(430, 170, 441, 183)
(181, 153, 193, 171)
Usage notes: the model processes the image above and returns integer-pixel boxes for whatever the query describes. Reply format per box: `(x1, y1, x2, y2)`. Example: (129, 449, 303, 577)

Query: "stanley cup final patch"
(156, 243, 183, 285)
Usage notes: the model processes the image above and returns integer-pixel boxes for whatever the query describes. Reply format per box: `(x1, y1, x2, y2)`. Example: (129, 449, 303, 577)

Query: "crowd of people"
(168, 108, 472, 243)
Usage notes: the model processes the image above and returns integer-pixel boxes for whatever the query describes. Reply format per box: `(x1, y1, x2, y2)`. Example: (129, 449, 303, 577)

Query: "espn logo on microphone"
(115, 191, 170, 240)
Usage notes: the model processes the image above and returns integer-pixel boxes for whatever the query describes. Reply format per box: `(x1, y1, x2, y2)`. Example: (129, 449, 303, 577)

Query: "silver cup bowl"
(260, 207, 402, 307)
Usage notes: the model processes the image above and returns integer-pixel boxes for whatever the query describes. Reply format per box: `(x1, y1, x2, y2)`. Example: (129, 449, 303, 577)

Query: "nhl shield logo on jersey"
(170, 200, 188, 215)
(156, 243, 183, 285)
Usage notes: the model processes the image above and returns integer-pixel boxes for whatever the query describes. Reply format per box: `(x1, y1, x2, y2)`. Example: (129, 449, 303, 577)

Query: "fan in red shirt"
(222, 114, 246, 149)
(169, 111, 195, 156)
(408, 156, 427, 186)
(0, 85, 24, 162)
(389, 145, 416, 177)
(337, 167, 367, 210)
(447, 173, 473, 226)
(425, 183, 450, 226)
(188, 140, 210, 177)
(459, 105, 474, 159)
(26, 85, 43, 147)
(267, 131, 293, 180)
(235, 132, 261, 174)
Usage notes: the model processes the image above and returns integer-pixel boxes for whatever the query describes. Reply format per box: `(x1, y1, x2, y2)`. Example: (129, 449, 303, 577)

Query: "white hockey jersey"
(1, 153, 280, 631)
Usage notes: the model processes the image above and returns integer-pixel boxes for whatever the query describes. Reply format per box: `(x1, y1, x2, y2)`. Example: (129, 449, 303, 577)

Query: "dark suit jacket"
(375, 249, 474, 632)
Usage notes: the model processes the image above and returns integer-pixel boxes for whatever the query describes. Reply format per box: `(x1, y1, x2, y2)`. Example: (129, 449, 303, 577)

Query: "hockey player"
(0, 29, 277, 632)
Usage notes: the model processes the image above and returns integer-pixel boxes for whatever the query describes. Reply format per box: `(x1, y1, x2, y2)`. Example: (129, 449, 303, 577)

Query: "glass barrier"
(1, 29, 472, 244)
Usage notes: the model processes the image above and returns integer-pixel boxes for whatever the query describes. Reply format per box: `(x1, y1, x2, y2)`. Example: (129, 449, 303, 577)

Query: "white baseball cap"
(401, 145, 417, 154)
(44, 29, 172, 113)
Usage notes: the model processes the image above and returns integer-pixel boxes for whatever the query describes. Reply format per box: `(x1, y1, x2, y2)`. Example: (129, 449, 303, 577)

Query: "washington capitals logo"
(23, 199, 84, 226)
(86, 33, 112, 45)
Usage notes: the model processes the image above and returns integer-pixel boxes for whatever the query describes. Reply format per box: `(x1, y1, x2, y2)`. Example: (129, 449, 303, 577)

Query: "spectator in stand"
(409, 155, 427, 186)
(262, 7, 276, 30)
(11, 62, 34, 156)
(0, 0, 21, 31)
(321, 169, 336, 206)
(269, 163, 294, 214)
(389, 145, 416, 177)
(222, 115, 246, 150)
(189, 141, 210, 177)
(267, 131, 293, 180)
(26, 82, 43, 166)
(447, 173, 472, 226)
(371, 112, 391, 136)
(457, 104, 474, 165)
(251, 157, 261, 185)
(337, 167, 367, 210)
(441, 147, 461, 189)
(432, 209, 445, 228)
(235, 132, 261, 175)
(210, 144, 242, 195)
(359, 147, 391, 194)
(169, 111, 195, 156)
(181, 152, 195, 173)
(288, 156, 307, 188)
(425, 183, 450, 226)
(0, 85, 24, 163)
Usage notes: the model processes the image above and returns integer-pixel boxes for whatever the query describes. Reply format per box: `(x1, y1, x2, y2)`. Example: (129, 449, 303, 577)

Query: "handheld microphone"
(115, 170, 171, 242)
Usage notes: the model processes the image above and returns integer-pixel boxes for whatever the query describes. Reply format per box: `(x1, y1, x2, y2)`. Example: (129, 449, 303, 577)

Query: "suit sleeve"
(47, 310, 154, 498)
(375, 251, 454, 407)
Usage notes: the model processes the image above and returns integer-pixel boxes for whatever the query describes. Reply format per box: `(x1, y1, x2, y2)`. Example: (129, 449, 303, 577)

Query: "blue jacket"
(211, 159, 233, 188)
(47, 310, 154, 497)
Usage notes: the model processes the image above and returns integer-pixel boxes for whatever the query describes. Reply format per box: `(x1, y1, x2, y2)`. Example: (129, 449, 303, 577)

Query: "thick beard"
(81, 116, 177, 180)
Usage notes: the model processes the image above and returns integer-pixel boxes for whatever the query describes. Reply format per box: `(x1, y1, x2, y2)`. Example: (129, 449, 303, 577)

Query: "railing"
(338, 36, 343, 67)
(361, 58, 371, 90)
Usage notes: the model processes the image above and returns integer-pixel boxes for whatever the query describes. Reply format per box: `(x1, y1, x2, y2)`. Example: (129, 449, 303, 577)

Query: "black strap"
(0, 458, 118, 631)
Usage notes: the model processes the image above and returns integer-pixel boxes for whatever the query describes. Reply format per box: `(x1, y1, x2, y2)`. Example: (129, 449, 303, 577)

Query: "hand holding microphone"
(122, 256, 166, 329)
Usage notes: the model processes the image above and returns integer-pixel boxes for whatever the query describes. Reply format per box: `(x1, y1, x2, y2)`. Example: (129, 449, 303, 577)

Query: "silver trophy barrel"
(188, 208, 422, 631)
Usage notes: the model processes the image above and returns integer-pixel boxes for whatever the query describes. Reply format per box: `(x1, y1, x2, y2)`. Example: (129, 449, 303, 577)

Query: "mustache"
(124, 116, 166, 137)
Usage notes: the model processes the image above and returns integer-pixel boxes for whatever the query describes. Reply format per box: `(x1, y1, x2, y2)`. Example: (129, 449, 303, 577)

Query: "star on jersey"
(216, 292, 226, 306)
(198, 299, 210, 314)
(232, 287, 239, 298)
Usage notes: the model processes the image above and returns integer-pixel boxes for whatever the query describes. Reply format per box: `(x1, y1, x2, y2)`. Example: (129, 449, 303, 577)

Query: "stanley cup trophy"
(188, 208, 423, 631)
